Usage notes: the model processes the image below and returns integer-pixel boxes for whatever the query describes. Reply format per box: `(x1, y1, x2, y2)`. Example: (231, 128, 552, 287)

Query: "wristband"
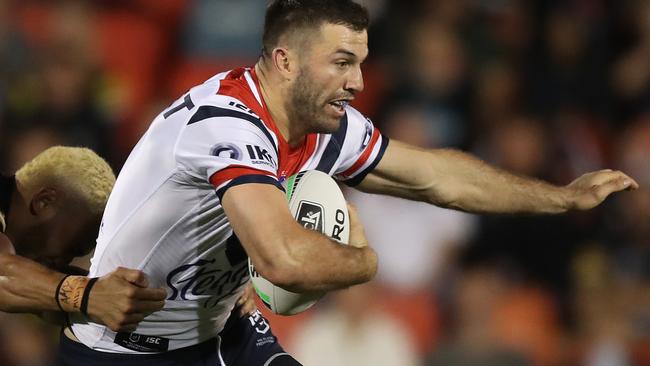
(80, 277, 99, 316)
(54, 274, 71, 312)
(56, 276, 90, 313)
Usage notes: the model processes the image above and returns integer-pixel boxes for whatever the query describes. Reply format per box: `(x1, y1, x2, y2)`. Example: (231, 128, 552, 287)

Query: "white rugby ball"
(248, 170, 349, 315)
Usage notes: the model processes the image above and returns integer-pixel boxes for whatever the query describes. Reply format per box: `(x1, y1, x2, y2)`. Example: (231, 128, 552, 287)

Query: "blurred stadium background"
(0, 0, 648, 365)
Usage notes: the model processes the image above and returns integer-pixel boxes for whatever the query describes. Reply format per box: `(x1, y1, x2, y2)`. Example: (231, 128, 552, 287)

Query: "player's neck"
(254, 63, 306, 148)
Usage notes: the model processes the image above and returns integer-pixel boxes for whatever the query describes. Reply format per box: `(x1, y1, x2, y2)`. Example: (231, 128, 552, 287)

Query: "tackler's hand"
(85, 267, 167, 332)
(236, 282, 258, 317)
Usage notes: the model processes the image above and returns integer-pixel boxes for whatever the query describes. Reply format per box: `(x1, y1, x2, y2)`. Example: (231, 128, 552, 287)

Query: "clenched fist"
(87, 267, 167, 332)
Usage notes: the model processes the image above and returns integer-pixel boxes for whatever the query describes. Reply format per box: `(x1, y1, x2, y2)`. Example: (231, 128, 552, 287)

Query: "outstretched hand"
(566, 169, 639, 210)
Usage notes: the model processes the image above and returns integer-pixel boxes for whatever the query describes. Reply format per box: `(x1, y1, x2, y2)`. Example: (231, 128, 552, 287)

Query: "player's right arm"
(0, 232, 166, 332)
(222, 184, 376, 293)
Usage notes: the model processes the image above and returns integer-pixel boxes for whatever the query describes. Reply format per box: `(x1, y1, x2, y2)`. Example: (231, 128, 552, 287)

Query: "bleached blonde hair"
(15, 146, 116, 215)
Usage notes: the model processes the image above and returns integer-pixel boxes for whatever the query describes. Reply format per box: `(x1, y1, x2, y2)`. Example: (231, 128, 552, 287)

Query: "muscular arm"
(357, 140, 638, 214)
(0, 239, 66, 313)
(222, 183, 377, 293)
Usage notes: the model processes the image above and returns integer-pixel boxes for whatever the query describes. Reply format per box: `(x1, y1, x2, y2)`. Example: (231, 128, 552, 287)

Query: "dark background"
(0, 1, 648, 365)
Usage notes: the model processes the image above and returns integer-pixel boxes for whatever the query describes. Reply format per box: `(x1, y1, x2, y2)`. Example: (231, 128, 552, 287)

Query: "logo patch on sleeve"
(211, 143, 243, 160)
(246, 144, 277, 168)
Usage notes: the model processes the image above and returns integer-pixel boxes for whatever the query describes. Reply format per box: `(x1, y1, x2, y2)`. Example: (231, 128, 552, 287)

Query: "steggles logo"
(166, 258, 249, 309)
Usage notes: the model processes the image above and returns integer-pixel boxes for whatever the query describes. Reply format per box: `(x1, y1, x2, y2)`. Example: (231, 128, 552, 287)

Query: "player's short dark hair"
(262, 0, 369, 56)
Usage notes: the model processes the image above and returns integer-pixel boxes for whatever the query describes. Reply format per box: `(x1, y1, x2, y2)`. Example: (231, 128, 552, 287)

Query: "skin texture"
(5, 182, 99, 269)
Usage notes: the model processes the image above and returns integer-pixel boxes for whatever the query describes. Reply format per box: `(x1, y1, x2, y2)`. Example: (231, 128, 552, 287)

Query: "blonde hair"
(15, 146, 116, 215)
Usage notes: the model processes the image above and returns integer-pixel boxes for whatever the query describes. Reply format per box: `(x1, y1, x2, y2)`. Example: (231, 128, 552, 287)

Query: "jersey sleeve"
(174, 102, 282, 200)
(334, 107, 390, 186)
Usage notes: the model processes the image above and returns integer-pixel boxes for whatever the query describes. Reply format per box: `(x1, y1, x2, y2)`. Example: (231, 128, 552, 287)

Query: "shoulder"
(182, 96, 278, 153)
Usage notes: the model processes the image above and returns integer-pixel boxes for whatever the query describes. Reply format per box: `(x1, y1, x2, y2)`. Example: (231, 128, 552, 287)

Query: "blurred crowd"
(0, 0, 649, 365)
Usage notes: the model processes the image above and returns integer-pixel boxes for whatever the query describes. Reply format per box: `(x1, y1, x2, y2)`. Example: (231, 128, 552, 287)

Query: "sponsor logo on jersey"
(246, 144, 277, 168)
(228, 101, 261, 119)
(114, 332, 170, 352)
(166, 258, 249, 309)
(296, 201, 324, 232)
(211, 142, 243, 160)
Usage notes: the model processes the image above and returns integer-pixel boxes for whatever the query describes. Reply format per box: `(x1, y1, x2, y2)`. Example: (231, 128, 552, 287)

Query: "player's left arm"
(356, 140, 639, 214)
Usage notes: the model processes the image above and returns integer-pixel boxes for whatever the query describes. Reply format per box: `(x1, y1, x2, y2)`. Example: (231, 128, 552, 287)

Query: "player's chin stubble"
(288, 69, 338, 134)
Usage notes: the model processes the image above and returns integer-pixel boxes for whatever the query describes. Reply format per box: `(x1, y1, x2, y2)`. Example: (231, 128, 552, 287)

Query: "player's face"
(288, 24, 368, 134)
(16, 208, 99, 270)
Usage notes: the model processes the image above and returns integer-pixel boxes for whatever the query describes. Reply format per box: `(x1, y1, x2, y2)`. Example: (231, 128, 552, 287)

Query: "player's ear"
(271, 47, 293, 79)
(29, 187, 60, 219)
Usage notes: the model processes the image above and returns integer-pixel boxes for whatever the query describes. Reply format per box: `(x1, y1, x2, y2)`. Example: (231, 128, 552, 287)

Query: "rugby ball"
(248, 170, 349, 315)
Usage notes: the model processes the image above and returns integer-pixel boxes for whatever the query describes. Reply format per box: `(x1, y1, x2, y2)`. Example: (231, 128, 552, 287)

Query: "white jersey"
(71, 67, 388, 353)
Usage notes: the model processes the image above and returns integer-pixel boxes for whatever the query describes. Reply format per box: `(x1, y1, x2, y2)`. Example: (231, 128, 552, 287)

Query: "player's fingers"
(604, 173, 638, 191)
(600, 171, 638, 190)
(115, 314, 146, 332)
(133, 287, 168, 301)
(588, 170, 625, 186)
(239, 301, 257, 317)
(114, 267, 149, 287)
(595, 177, 630, 198)
(236, 294, 247, 307)
(237, 282, 251, 303)
(119, 324, 138, 333)
(346, 203, 360, 224)
(237, 286, 257, 316)
(620, 174, 639, 190)
(130, 300, 166, 313)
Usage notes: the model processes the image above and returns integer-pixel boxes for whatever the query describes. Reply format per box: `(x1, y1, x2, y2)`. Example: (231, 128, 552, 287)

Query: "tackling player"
(59, 1, 638, 365)
(0, 146, 167, 332)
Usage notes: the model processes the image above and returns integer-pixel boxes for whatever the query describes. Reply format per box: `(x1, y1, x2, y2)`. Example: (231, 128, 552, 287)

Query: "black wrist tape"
(80, 277, 99, 316)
